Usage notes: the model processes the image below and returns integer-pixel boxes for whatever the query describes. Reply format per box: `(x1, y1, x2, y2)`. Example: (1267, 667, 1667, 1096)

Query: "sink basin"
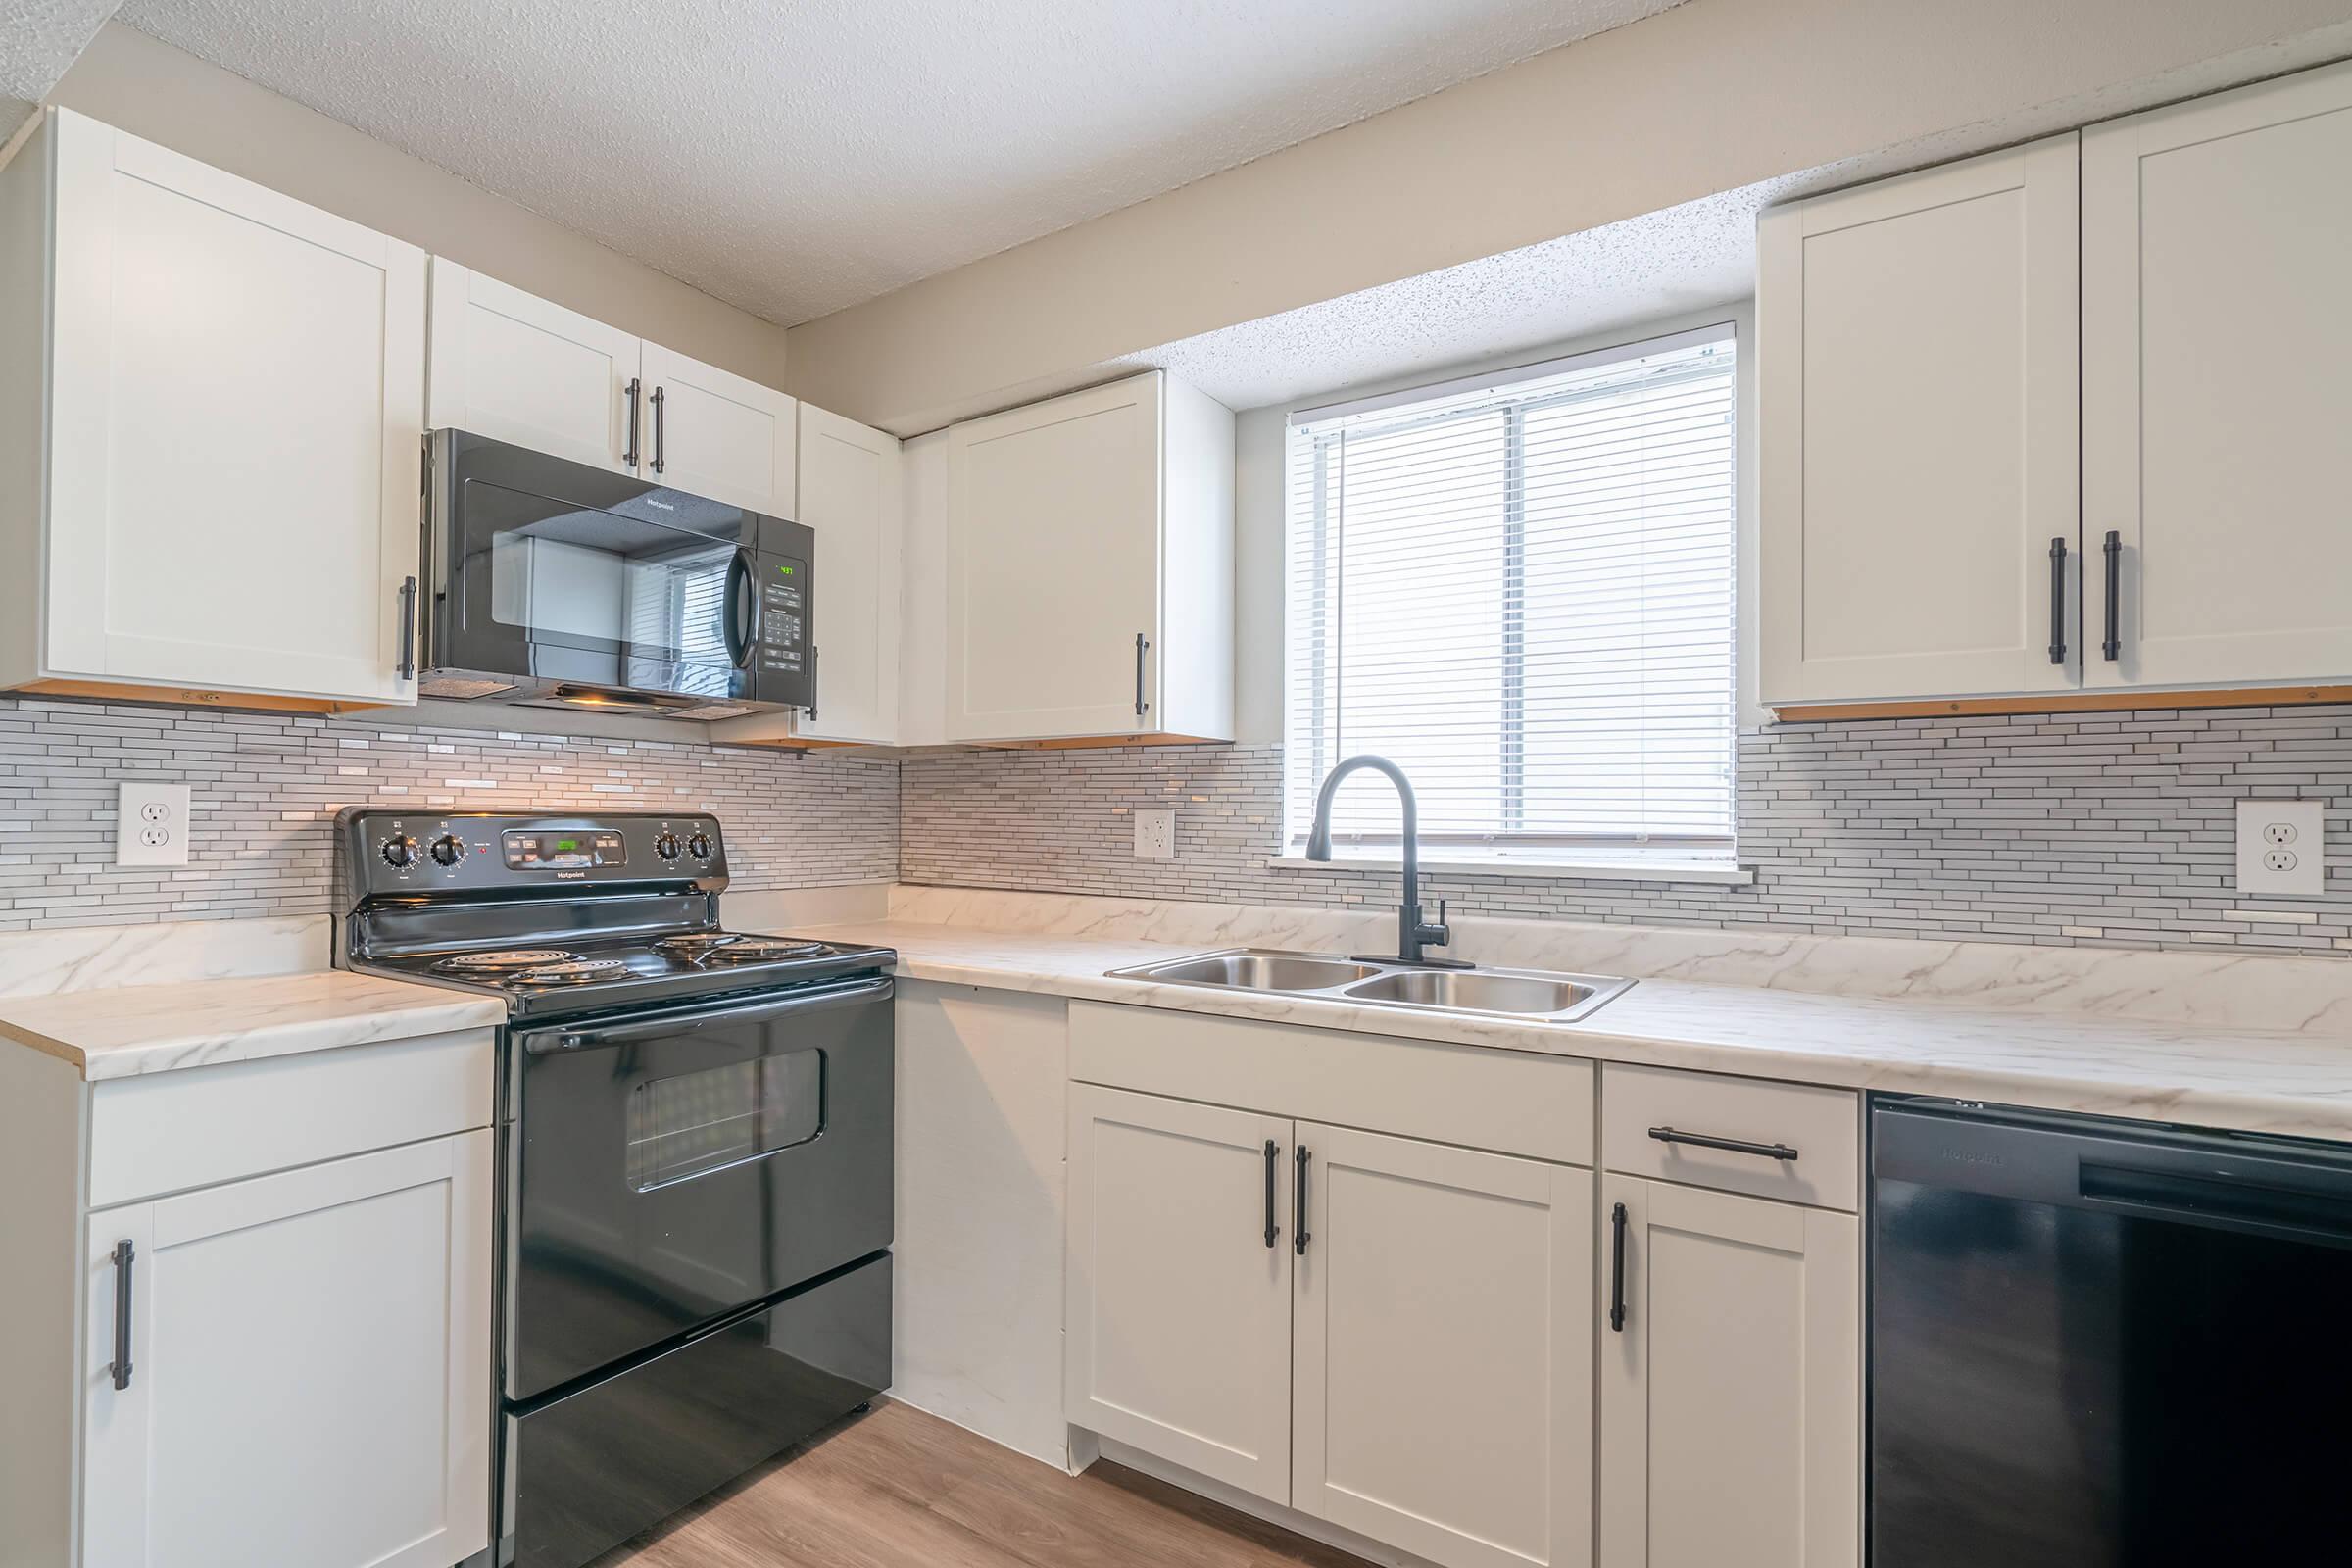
(1107, 948, 1633, 1022)
(1132, 951, 1384, 992)
(1342, 969, 1593, 1015)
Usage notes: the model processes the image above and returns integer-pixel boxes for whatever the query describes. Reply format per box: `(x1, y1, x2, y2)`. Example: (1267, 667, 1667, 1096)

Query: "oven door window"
(626, 1050, 823, 1191)
(463, 479, 751, 696)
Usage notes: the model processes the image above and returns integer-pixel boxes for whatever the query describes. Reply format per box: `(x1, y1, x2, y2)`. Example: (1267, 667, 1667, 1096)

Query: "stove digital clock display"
(502, 830, 627, 870)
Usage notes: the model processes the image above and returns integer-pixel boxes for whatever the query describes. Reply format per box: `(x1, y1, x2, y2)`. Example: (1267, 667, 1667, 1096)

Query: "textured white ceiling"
(118, 0, 1681, 326)
(1, 0, 119, 138)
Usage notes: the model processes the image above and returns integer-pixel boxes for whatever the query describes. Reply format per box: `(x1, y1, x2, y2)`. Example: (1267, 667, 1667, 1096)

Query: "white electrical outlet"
(1133, 808, 1176, 860)
(116, 781, 192, 867)
(2236, 800, 2324, 897)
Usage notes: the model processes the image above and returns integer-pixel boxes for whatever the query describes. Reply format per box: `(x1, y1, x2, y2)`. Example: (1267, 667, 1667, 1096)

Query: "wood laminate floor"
(589, 1398, 1372, 1568)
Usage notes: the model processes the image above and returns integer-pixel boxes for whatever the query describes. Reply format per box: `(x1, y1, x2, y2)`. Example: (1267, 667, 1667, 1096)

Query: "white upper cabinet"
(945, 371, 1234, 743)
(1, 109, 424, 708)
(427, 257, 641, 472)
(2082, 61, 2352, 690)
(1760, 135, 2081, 706)
(639, 341, 798, 516)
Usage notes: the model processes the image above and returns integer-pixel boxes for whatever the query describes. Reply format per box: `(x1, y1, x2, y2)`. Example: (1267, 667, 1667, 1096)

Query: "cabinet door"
(1064, 1084, 1292, 1502)
(946, 372, 1163, 740)
(1293, 1125, 1592, 1568)
(426, 257, 641, 472)
(796, 404, 903, 744)
(1599, 1176, 1859, 1568)
(1760, 136, 2080, 705)
(44, 112, 426, 705)
(82, 1131, 493, 1568)
(2082, 61, 2352, 689)
(640, 340, 797, 514)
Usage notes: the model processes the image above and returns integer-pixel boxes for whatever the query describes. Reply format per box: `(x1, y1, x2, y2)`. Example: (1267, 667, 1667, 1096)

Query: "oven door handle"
(527, 974, 893, 1054)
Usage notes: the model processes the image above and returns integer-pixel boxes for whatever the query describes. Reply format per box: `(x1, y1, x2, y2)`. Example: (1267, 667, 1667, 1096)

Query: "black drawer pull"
(1262, 1140, 1279, 1249)
(1294, 1146, 1312, 1256)
(108, 1239, 135, 1391)
(1647, 1125, 1799, 1162)
(1608, 1201, 1628, 1333)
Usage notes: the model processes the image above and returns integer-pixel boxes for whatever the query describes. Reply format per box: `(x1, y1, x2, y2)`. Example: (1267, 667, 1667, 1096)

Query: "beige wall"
(51, 23, 790, 390)
(787, 0, 2352, 432)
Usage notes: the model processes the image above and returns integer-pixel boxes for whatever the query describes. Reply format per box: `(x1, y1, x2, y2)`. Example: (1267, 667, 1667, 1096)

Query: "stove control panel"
(339, 810, 727, 901)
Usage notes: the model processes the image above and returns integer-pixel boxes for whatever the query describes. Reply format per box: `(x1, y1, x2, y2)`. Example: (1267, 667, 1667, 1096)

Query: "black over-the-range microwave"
(416, 430, 813, 718)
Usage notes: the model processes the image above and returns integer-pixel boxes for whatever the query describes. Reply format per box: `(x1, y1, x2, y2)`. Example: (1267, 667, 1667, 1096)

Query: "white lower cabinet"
(1065, 1083, 1594, 1568)
(1294, 1125, 1592, 1568)
(1598, 1176, 1859, 1568)
(80, 1129, 494, 1568)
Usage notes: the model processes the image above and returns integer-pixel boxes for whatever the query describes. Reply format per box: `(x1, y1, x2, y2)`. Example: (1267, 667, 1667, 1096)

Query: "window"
(1283, 324, 1737, 866)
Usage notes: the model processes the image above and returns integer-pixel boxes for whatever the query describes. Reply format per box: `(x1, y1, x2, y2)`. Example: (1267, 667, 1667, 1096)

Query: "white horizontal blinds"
(1284, 327, 1737, 855)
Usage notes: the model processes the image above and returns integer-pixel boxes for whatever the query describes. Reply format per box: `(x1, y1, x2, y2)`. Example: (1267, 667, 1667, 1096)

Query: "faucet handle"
(1420, 899, 1451, 948)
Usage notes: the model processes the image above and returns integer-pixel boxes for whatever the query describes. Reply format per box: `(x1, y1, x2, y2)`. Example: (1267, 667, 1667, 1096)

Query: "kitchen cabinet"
(0, 108, 423, 710)
(715, 403, 903, 747)
(1759, 135, 2081, 707)
(81, 1131, 494, 1568)
(426, 263, 797, 515)
(1065, 1024, 1595, 1568)
(427, 256, 642, 472)
(945, 371, 1234, 743)
(1065, 1085, 1294, 1501)
(1598, 1176, 1858, 1568)
(2082, 61, 2352, 690)
(1293, 1124, 1592, 1568)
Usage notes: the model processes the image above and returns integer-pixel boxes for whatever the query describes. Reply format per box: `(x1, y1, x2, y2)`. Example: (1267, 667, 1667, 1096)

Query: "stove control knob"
(380, 835, 420, 869)
(686, 831, 713, 860)
(429, 834, 465, 867)
(654, 831, 683, 860)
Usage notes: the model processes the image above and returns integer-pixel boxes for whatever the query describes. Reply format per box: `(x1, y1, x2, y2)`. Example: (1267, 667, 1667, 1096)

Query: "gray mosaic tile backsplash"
(0, 700, 898, 932)
(900, 705, 2352, 956)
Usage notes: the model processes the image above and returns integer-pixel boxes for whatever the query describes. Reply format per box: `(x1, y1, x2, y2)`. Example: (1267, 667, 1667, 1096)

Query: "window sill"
(1265, 853, 1754, 887)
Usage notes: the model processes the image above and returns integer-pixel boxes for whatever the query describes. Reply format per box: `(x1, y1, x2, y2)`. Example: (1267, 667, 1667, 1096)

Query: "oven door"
(429, 432, 811, 708)
(504, 974, 891, 1402)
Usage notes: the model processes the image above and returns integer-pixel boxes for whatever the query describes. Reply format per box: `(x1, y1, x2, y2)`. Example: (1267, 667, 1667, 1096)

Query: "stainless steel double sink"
(1106, 948, 1634, 1023)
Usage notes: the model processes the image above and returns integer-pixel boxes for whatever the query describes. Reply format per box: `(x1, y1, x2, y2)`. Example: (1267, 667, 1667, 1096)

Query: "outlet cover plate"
(116, 781, 192, 867)
(1134, 808, 1176, 860)
(2236, 800, 2324, 897)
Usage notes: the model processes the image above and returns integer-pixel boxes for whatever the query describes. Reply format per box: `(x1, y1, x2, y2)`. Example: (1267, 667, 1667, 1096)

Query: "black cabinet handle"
(808, 647, 819, 723)
(395, 574, 418, 681)
(1647, 1125, 1799, 1162)
(1294, 1146, 1312, 1256)
(1608, 1202, 1628, 1333)
(622, 376, 642, 466)
(1263, 1140, 1280, 1249)
(2101, 529, 2122, 662)
(651, 385, 666, 474)
(108, 1239, 135, 1391)
(1134, 632, 1151, 720)
(2046, 537, 2068, 665)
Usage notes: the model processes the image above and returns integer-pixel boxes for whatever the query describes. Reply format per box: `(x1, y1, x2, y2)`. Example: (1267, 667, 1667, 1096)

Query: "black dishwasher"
(1871, 1097, 2352, 1565)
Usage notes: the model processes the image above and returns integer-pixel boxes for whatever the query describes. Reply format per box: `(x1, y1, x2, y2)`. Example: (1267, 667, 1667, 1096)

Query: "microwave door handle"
(527, 975, 893, 1054)
(723, 549, 755, 669)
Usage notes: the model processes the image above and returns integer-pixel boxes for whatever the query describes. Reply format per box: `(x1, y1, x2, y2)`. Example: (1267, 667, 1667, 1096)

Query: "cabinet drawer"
(1600, 1063, 1858, 1211)
(88, 1028, 496, 1209)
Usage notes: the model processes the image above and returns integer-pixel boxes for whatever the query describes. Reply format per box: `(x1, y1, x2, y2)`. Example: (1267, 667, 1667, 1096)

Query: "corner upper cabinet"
(712, 404, 904, 747)
(945, 371, 1234, 743)
(0, 109, 424, 709)
(1760, 136, 2081, 707)
(2082, 61, 2352, 690)
(427, 257, 642, 473)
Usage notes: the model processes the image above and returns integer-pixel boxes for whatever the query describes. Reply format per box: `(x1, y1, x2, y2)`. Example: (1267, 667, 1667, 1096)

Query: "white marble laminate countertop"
(0, 971, 507, 1081)
(812, 919, 2352, 1141)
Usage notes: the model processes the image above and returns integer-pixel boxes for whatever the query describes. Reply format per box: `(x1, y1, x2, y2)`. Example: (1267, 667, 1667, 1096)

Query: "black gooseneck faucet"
(1304, 755, 1469, 967)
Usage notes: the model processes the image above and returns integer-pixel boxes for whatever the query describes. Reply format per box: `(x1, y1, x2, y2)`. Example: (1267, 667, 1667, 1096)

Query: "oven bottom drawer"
(501, 1252, 891, 1568)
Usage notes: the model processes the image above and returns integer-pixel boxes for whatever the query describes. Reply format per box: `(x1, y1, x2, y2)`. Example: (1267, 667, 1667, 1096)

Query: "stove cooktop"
(360, 931, 894, 1018)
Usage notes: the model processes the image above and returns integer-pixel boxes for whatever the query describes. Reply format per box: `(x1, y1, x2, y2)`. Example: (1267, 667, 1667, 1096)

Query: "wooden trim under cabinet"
(9, 678, 391, 715)
(1773, 684, 2352, 724)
